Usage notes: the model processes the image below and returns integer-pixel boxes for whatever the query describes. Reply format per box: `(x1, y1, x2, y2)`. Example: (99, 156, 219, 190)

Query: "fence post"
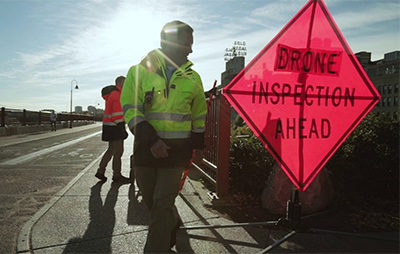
(1, 107, 5, 127)
(22, 109, 27, 126)
(216, 94, 231, 198)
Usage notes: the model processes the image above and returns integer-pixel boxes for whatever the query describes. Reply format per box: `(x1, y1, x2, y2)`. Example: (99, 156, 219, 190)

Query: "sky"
(0, 0, 399, 113)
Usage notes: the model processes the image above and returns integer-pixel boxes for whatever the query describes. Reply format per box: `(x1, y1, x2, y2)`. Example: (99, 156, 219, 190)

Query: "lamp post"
(70, 79, 79, 128)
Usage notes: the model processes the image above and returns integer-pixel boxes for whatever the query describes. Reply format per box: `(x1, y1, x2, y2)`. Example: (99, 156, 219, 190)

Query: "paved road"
(0, 123, 107, 254)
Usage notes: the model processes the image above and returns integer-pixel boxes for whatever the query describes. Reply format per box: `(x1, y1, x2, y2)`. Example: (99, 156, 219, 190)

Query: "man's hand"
(192, 149, 204, 164)
(150, 139, 170, 158)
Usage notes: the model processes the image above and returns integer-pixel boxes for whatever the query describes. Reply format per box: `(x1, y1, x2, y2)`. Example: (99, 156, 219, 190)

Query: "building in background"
(356, 50, 400, 121)
(87, 105, 103, 121)
(75, 106, 82, 113)
(219, 56, 245, 125)
(221, 56, 245, 87)
(221, 41, 246, 88)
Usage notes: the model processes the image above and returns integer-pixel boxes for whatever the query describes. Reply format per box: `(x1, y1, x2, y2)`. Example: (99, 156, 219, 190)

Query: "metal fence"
(191, 93, 231, 198)
(0, 107, 96, 127)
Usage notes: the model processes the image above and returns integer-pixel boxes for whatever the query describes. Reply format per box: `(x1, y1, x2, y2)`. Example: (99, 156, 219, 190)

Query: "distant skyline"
(0, 0, 399, 112)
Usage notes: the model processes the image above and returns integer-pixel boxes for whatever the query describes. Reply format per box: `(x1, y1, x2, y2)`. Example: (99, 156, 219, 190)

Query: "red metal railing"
(0, 107, 96, 127)
(191, 93, 231, 198)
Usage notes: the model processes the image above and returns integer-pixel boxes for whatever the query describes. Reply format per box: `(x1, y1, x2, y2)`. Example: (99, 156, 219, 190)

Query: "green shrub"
(229, 125, 275, 196)
(229, 113, 399, 204)
(326, 112, 399, 202)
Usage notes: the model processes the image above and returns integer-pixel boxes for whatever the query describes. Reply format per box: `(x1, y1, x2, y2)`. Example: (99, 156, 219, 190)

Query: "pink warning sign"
(223, 0, 380, 191)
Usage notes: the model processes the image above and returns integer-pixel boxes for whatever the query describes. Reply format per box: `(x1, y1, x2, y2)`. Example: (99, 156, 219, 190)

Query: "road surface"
(0, 123, 114, 254)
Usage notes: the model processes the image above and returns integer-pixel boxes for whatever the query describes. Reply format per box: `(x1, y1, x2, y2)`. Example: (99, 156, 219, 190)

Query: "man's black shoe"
(112, 175, 130, 183)
(95, 173, 107, 182)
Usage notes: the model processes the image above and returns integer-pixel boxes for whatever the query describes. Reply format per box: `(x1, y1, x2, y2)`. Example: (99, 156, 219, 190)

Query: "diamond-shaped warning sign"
(223, 0, 380, 191)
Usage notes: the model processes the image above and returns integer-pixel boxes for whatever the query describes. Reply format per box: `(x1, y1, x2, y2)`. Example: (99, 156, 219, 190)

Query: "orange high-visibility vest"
(102, 85, 125, 126)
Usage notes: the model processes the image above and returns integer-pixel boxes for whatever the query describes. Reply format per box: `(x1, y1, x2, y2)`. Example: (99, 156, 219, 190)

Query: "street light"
(70, 79, 79, 128)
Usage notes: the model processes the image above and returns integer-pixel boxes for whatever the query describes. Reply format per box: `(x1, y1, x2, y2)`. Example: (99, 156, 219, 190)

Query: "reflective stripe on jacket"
(120, 49, 207, 166)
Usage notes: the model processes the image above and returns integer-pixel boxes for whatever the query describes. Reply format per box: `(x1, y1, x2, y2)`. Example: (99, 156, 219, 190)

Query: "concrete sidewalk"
(17, 134, 399, 253)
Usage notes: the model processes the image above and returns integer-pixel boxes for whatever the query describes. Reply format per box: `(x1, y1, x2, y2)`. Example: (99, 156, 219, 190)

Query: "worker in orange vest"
(95, 76, 130, 183)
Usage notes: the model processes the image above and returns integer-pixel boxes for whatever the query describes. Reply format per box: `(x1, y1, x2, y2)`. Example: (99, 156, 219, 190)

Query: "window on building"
(388, 97, 392, 106)
(368, 69, 377, 76)
(388, 84, 393, 94)
(395, 83, 399, 93)
(395, 96, 399, 106)
(382, 98, 387, 106)
(383, 85, 387, 94)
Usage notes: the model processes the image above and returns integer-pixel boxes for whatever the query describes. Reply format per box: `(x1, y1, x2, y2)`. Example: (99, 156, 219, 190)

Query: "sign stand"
(256, 186, 400, 253)
(184, 0, 389, 252)
(258, 187, 308, 253)
(181, 186, 398, 252)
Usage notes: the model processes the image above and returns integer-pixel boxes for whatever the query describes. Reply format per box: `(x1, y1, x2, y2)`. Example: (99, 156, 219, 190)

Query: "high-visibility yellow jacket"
(121, 49, 207, 166)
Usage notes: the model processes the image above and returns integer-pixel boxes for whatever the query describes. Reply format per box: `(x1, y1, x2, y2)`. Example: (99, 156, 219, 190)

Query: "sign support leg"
(181, 186, 398, 252)
(256, 187, 398, 253)
(257, 188, 303, 253)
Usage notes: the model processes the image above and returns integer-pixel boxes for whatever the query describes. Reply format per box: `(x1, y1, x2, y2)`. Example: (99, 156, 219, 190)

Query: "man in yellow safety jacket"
(121, 21, 207, 253)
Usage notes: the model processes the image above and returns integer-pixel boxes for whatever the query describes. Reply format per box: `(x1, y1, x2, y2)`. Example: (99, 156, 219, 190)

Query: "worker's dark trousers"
(135, 165, 184, 253)
(97, 139, 124, 177)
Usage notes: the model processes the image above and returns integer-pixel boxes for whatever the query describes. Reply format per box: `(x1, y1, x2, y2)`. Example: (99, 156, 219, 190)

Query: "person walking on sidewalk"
(95, 76, 130, 183)
(50, 110, 57, 131)
(121, 20, 207, 253)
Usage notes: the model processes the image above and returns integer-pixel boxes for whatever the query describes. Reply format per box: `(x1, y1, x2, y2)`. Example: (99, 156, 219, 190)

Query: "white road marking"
(0, 131, 101, 166)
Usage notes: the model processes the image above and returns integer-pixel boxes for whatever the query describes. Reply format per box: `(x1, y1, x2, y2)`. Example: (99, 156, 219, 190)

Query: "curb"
(16, 152, 104, 253)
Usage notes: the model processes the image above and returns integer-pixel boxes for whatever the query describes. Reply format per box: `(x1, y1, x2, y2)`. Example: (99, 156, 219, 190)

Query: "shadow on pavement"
(62, 181, 123, 253)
